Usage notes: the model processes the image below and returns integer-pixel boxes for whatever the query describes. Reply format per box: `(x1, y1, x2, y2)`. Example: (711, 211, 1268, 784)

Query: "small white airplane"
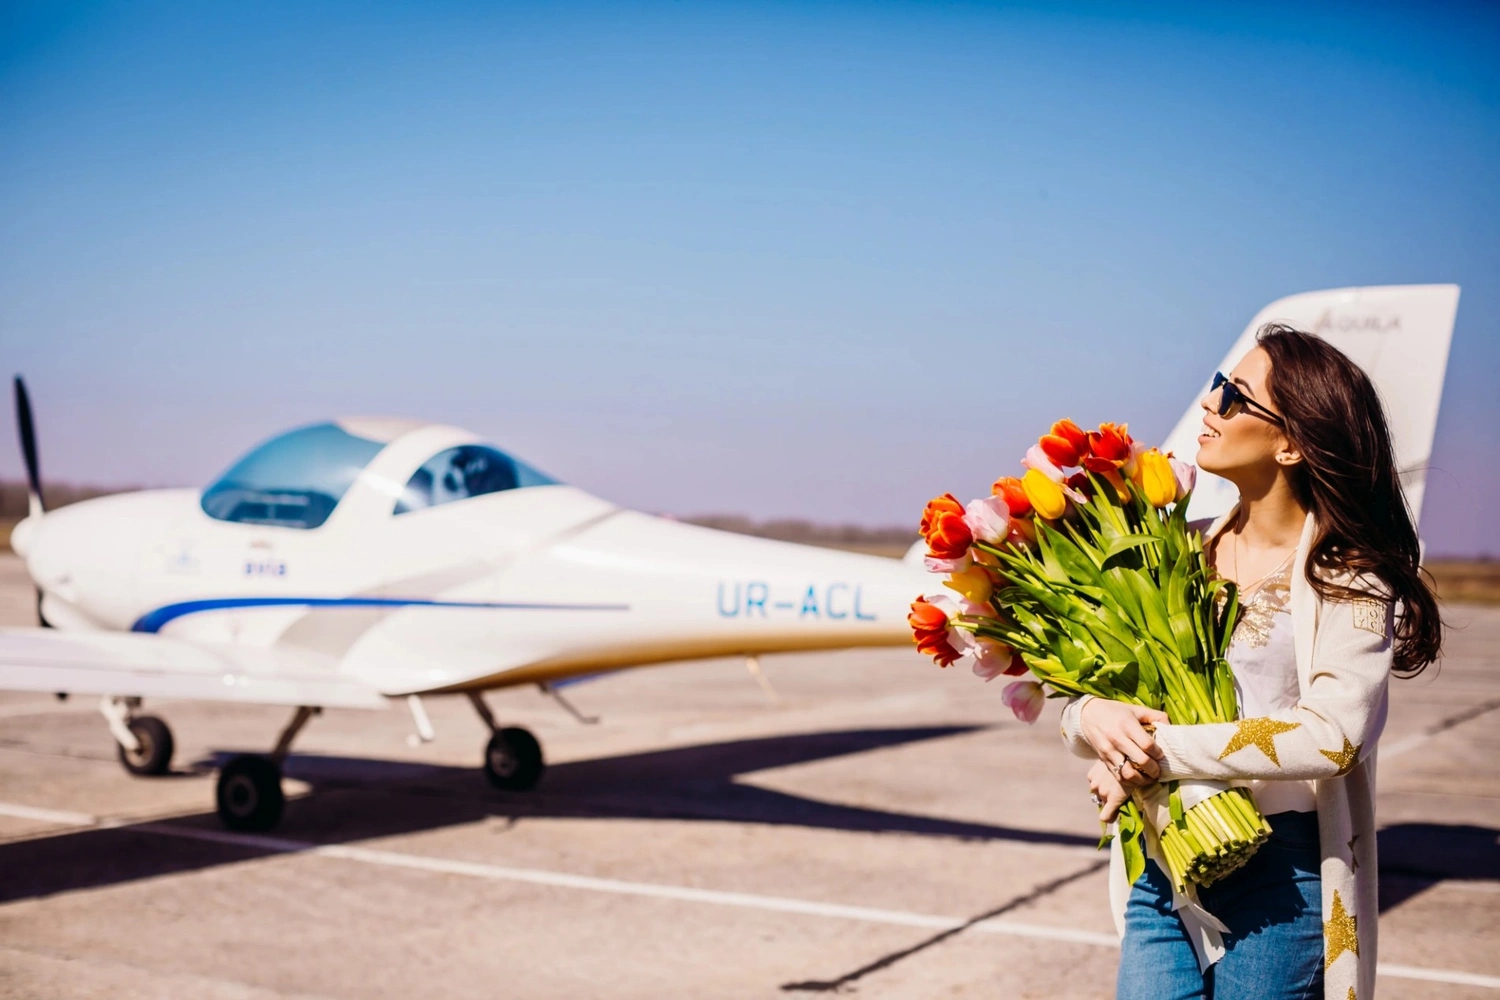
(0, 284, 1458, 832)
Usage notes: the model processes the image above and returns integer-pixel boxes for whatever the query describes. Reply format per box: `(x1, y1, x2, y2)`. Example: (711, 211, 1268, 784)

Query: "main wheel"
(483, 727, 544, 791)
(117, 715, 174, 776)
(216, 755, 285, 831)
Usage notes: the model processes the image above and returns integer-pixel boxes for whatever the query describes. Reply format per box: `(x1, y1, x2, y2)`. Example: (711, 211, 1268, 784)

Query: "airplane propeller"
(14, 376, 44, 518)
(12, 375, 51, 627)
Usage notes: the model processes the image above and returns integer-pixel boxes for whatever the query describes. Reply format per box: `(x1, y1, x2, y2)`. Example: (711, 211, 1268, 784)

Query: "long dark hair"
(1257, 324, 1442, 675)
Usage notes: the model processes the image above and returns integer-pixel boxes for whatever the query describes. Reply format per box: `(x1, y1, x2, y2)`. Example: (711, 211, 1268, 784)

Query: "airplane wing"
(0, 628, 389, 709)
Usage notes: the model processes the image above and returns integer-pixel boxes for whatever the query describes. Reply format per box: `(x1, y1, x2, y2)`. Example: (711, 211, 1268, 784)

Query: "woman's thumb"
(1133, 705, 1170, 725)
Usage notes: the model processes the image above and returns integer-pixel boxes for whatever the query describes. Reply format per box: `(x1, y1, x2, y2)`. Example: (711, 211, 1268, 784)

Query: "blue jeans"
(1116, 811, 1324, 1000)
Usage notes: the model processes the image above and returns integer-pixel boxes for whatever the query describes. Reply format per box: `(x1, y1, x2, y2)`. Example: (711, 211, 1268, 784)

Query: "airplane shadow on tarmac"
(0, 724, 1105, 905)
(2, 726, 1493, 915)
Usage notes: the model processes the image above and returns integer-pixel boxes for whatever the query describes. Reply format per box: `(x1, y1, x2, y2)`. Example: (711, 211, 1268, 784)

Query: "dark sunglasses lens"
(1217, 382, 1240, 418)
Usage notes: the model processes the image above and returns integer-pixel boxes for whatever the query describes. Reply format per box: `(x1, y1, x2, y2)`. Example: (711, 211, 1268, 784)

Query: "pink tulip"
(1022, 444, 1065, 482)
(1001, 680, 1046, 724)
(964, 495, 1011, 545)
(925, 552, 971, 574)
(1169, 456, 1197, 502)
(971, 638, 1015, 681)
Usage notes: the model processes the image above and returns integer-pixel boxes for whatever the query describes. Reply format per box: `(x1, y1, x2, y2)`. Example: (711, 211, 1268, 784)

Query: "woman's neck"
(1231, 473, 1307, 550)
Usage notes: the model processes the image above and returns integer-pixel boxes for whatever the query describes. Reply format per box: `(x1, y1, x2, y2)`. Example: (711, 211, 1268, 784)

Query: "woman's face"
(1196, 347, 1298, 480)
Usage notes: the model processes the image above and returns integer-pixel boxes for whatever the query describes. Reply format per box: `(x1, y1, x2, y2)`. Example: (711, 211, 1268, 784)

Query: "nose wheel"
(102, 697, 175, 776)
(117, 715, 175, 776)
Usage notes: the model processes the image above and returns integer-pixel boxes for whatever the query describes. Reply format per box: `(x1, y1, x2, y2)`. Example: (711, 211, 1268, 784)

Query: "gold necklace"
(1231, 527, 1295, 596)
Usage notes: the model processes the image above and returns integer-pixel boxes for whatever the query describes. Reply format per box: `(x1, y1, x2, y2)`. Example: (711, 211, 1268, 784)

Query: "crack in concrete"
(779, 857, 1110, 993)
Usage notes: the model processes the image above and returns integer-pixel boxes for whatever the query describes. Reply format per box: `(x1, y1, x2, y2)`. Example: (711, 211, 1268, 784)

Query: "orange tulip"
(991, 475, 1033, 517)
(1006, 515, 1037, 549)
(908, 597, 962, 667)
(1039, 419, 1090, 469)
(920, 492, 973, 560)
(920, 493, 963, 536)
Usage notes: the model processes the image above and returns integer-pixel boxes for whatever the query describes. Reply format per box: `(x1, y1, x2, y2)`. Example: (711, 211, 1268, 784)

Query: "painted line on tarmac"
(132, 821, 1500, 989)
(0, 801, 100, 826)
(3, 801, 1497, 990)
(133, 821, 1122, 946)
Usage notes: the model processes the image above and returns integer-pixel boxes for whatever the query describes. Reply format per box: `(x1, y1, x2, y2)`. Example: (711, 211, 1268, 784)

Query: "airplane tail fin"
(1160, 285, 1460, 528)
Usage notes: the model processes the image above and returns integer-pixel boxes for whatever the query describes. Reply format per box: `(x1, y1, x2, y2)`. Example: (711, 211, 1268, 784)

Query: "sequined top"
(1227, 556, 1292, 649)
(1222, 554, 1316, 814)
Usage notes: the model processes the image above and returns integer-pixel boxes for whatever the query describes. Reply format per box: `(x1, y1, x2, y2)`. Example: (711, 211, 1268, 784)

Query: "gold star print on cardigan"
(1319, 736, 1362, 775)
(1218, 717, 1302, 767)
(1325, 890, 1359, 970)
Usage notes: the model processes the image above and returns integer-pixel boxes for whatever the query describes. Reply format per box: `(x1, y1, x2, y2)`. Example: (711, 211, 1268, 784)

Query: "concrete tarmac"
(0, 553, 1496, 999)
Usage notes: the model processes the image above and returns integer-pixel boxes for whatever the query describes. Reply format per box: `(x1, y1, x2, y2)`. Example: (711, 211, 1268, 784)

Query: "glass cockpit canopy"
(393, 444, 557, 515)
(201, 423, 386, 529)
(201, 423, 560, 529)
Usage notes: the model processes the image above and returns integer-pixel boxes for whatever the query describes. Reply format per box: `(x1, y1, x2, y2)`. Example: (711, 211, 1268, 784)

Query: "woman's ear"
(1274, 436, 1304, 467)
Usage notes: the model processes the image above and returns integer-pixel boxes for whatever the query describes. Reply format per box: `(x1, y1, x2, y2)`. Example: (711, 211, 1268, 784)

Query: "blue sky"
(1, 1, 1497, 555)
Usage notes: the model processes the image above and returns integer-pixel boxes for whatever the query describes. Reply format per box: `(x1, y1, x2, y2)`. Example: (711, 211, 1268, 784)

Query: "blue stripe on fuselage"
(131, 596, 631, 633)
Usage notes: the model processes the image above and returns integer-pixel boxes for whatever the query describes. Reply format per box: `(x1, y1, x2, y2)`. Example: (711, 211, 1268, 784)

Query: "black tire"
(216, 755, 285, 832)
(483, 727, 544, 791)
(117, 716, 174, 776)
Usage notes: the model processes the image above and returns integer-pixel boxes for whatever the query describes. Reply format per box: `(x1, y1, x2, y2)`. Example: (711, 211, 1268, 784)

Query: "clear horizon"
(2, 2, 1497, 556)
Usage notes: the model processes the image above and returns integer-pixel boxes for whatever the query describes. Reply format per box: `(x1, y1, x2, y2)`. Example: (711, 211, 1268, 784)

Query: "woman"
(1059, 324, 1443, 1000)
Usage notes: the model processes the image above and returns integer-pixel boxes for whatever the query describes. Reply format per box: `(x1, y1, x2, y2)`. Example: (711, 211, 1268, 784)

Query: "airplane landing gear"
(468, 692, 544, 791)
(484, 727, 544, 791)
(102, 696, 174, 776)
(119, 716, 174, 775)
(213, 705, 318, 832)
(216, 755, 284, 831)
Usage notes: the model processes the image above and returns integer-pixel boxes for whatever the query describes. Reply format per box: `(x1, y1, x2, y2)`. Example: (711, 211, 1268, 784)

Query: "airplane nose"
(9, 514, 37, 559)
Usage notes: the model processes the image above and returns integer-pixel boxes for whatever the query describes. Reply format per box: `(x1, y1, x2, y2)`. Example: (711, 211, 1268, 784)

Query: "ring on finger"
(1109, 759, 1125, 778)
(1089, 792, 1104, 807)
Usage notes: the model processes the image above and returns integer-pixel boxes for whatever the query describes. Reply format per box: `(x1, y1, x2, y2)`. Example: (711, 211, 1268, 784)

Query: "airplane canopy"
(392, 444, 557, 515)
(201, 422, 561, 529)
(201, 422, 386, 529)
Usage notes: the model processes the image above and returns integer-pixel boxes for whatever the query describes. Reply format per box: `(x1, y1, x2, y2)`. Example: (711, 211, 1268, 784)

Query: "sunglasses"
(1210, 372, 1284, 426)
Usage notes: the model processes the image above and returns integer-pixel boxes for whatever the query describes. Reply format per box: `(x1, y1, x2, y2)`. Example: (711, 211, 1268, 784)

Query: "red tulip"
(1084, 422, 1133, 471)
(1039, 419, 1090, 469)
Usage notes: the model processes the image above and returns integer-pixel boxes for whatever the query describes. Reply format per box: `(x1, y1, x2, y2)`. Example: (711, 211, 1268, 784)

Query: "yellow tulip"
(1132, 448, 1177, 507)
(944, 565, 994, 605)
(1022, 468, 1068, 520)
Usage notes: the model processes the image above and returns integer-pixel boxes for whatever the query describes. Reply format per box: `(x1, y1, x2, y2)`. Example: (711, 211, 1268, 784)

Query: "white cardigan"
(1060, 508, 1393, 1000)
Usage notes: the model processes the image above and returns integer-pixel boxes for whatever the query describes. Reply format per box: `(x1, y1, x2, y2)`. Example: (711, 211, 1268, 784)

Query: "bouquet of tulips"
(909, 420, 1271, 893)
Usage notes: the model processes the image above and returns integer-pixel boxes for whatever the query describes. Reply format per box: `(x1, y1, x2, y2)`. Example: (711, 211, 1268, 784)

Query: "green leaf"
(1101, 534, 1162, 569)
(1118, 801, 1146, 886)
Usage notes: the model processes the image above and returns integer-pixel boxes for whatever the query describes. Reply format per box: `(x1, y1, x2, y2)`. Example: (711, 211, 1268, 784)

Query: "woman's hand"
(1080, 698, 1169, 788)
(1087, 760, 1130, 822)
